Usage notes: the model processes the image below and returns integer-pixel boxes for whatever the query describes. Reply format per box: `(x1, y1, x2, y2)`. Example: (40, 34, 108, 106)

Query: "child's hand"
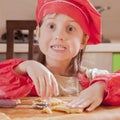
(14, 60, 59, 99)
(67, 81, 105, 111)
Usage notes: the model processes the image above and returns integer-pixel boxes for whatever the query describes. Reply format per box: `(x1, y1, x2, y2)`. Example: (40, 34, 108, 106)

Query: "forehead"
(43, 13, 76, 22)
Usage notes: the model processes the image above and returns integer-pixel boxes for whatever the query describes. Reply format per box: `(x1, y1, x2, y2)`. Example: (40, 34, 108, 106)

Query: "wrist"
(15, 60, 38, 75)
(91, 81, 106, 97)
(92, 81, 105, 89)
(14, 61, 31, 75)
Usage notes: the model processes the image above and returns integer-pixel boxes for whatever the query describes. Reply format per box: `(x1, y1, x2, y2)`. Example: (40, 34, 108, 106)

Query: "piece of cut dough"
(41, 107, 52, 114)
(33, 98, 65, 106)
(0, 112, 11, 120)
(49, 98, 65, 106)
(52, 103, 83, 113)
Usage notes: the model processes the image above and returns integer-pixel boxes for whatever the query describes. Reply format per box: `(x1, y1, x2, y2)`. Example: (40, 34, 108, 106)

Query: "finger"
(77, 100, 91, 108)
(34, 79, 40, 96)
(51, 74, 59, 96)
(39, 76, 46, 98)
(44, 74, 52, 98)
(86, 101, 101, 112)
(68, 98, 91, 109)
(27, 67, 40, 95)
(67, 97, 85, 107)
(67, 98, 79, 107)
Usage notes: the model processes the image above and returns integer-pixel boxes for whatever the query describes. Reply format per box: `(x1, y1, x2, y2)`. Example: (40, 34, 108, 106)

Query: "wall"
(0, 0, 37, 36)
(0, 0, 120, 42)
(90, 0, 120, 42)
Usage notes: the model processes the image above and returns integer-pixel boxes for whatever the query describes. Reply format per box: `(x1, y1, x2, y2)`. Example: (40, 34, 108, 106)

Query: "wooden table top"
(0, 97, 120, 120)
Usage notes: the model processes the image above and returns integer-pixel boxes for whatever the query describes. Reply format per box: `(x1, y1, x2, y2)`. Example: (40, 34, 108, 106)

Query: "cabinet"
(82, 52, 112, 72)
(82, 43, 120, 72)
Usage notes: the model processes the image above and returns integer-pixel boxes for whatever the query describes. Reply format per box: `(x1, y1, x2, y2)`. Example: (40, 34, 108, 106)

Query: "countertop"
(0, 43, 120, 53)
(85, 43, 120, 53)
(0, 97, 120, 120)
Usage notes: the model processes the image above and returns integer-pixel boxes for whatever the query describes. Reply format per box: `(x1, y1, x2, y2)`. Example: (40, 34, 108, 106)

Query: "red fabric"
(0, 59, 34, 99)
(36, 0, 101, 44)
(77, 73, 90, 89)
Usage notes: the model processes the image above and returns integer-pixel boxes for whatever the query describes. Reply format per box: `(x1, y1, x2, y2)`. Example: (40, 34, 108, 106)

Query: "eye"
(48, 23, 56, 30)
(67, 25, 75, 32)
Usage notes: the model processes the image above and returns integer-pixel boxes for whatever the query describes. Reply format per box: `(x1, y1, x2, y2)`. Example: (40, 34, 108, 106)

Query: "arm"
(14, 60, 59, 99)
(0, 59, 59, 99)
(67, 67, 110, 111)
(81, 67, 120, 106)
(68, 79, 105, 111)
(80, 67, 120, 107)
(91, 72, 120, 106)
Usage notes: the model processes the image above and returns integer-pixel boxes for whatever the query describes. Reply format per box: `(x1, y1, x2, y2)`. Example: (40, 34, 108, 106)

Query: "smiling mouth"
(51, 45, 66, 50)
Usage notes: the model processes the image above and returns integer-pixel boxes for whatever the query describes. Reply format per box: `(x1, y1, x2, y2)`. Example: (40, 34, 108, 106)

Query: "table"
(0, 97, 120, 120)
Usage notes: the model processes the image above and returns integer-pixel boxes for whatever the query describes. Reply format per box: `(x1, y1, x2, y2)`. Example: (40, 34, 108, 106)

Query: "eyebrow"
(67, 20, 77, 23)
(44, 14, 77, 24)
(45, 17, 77, 23)
(44, 14, 58, 20)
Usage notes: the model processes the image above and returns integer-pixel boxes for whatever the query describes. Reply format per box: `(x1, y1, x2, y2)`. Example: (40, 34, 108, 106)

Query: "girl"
(0, 0, 120, 111)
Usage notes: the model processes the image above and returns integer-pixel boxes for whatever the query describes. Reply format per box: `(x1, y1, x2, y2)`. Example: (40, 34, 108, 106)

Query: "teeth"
(52, 45, 65, 50)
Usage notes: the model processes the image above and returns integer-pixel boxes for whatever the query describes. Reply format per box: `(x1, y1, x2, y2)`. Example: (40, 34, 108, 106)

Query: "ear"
(80, 34, 89, 49)
(35, 25, 40, 41)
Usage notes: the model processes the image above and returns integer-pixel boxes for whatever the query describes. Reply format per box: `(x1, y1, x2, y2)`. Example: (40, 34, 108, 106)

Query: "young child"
(0, 0, 120, 111)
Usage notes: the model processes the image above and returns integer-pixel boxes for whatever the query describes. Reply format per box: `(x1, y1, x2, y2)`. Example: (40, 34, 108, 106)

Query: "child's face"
(37, 14, 87, 62)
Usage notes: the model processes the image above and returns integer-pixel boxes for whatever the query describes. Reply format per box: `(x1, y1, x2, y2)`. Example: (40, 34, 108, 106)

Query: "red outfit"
(0, 59, 120, 106)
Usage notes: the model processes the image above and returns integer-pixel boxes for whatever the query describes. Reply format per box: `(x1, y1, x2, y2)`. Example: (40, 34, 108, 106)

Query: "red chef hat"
(36, 0, 101, 44)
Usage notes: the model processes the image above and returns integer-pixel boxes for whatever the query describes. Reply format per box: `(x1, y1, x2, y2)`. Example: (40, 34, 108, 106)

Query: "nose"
(55, 30, 66, 41)
(55, 36, 64, 41)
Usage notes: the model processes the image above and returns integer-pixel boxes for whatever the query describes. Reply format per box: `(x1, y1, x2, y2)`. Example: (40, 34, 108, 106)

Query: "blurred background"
(0, 0, 120, 42)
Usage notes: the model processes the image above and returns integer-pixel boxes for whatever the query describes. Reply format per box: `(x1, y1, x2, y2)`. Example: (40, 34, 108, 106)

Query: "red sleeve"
(0, 58, 35, 99)
(77, 73, 90, 89)
(90, 71, 120, 106)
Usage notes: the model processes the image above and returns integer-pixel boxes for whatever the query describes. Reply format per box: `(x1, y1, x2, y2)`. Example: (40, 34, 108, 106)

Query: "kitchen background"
(0, 0, 120, 42)
(0, 0, 120, 72)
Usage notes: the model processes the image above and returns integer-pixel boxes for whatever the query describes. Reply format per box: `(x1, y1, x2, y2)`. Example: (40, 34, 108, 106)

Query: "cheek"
(69, 40, 81, 56)
(37, 26, 51, 53)
(38, 36, 48, 53)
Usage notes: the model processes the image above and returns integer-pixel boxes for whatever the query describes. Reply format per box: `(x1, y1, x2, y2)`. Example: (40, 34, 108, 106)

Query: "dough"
(0, 112, 11, 120)
(52, 103, 83, 113)
(33, 97, 83, 114)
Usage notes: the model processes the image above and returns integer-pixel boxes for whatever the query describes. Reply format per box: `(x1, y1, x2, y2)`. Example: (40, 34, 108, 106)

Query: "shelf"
(85, 43, 120, 53)
(0, 43, 38, 53)
(0, 43, 120, 53)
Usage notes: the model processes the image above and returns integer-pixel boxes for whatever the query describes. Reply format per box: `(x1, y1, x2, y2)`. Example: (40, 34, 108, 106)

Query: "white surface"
(86, 43, 120, 52)
(0, 43, 120, 53)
